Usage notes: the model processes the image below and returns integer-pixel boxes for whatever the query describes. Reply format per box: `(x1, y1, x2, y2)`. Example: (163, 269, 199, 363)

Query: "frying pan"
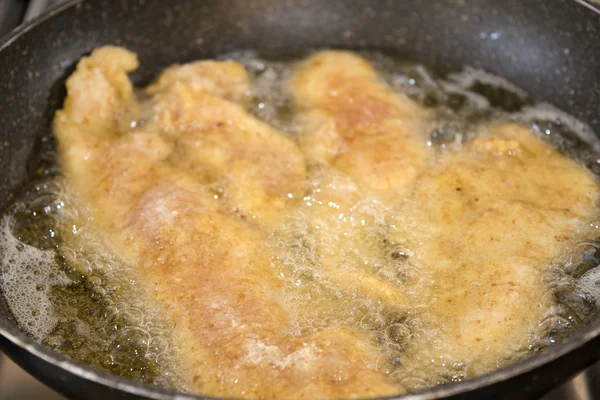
(1, 0, 600, 399)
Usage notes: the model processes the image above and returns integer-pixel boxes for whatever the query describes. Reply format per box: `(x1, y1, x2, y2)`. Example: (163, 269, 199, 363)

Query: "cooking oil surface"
(1, 50, 600, 396)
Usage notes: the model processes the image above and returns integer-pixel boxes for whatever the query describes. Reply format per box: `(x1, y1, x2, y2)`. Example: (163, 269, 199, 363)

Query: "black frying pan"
(1, 0, 600, 399)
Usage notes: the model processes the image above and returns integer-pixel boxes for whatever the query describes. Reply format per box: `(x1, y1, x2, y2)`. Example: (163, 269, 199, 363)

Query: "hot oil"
(1, 51, 600, 394)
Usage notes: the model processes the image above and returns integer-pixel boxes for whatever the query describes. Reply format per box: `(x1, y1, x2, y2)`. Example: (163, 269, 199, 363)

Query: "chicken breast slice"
(285, 51, 430, 311)
(291, 50, 432, 198)
(390, 122, 599, 376)
(54, 46, 400, 399)
(143, 59, 305, 228)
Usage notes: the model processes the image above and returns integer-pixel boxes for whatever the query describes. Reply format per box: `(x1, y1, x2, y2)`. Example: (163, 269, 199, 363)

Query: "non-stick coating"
(0, 0, 600, 399)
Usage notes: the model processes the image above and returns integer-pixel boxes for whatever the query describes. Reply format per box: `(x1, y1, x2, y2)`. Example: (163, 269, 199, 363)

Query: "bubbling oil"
(1, 51, 600, 395)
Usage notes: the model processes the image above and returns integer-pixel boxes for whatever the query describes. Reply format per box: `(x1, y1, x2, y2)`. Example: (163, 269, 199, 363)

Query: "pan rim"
(1, 0, 600, 399)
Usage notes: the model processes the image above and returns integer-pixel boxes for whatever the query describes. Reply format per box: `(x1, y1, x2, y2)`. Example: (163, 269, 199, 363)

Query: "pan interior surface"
(0, 1, 600, 400)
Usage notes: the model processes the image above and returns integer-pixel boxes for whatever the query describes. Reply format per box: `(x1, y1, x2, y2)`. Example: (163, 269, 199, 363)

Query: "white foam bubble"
(513, 103, 600, 153)
(0, 216, 70, 340)
(579, 266, 600, 307)
(440, 66, 600, 153)
(438, 80, 492, 112)
(445, 66, 529, 98)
